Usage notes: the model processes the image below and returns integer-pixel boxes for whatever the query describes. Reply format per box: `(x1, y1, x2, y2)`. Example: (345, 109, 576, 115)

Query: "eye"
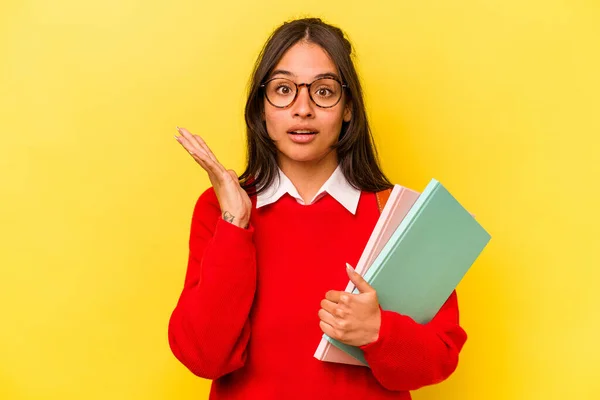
(316, 87, 333, 97)
(314, 84, 337, 98)
(275, 84, 293, 95)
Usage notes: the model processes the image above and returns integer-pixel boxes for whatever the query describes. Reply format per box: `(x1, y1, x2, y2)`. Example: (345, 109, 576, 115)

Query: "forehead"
(272, 42, 338, 79)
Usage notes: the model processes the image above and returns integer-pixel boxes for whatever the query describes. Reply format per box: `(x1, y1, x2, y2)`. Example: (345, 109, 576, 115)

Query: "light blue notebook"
(323, 179, 491, 366)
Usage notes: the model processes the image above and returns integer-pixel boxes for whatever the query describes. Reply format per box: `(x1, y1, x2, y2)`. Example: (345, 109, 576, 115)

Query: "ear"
(343, 100, 352, 122)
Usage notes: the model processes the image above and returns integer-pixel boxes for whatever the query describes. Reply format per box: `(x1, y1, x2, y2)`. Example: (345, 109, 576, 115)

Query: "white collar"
(256, 165, 361, 215)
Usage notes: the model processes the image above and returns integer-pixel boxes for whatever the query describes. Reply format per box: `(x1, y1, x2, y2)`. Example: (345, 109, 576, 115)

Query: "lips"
(287, 129, 319, 144)
(287, 127, 319, 135)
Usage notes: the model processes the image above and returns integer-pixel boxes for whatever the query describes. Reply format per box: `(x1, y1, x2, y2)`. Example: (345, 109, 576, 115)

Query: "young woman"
(169, 17, 467, 399)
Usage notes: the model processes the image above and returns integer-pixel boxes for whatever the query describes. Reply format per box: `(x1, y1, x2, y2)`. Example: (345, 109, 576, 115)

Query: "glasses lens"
(265, 78, 297, 107)
(310, 78, 342, 107)
(263, 77, 343, 108)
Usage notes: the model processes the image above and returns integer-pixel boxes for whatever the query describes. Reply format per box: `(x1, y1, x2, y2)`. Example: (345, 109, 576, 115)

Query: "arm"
(360, 291, 467, 391)
(168, 188, 257, 379)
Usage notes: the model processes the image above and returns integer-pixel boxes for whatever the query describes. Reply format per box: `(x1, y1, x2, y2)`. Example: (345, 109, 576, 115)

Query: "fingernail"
(174, 135, 180, 141)
(346, 263, 354, 273)
(176, 126, 181, 132)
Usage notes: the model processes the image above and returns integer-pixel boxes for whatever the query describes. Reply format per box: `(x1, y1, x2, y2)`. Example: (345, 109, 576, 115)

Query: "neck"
(278, 151, 338, 204)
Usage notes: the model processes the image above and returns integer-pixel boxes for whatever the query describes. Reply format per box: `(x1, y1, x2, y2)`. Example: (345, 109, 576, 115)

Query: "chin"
(280, 151, 319, 163)
(278, 148, 334, 164)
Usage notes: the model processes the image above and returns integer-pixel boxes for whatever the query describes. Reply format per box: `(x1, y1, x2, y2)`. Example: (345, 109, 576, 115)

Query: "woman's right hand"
(175, 126, 252, 229)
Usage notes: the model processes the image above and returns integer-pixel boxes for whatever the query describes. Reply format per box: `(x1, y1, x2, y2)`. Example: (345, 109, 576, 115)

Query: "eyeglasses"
(260, 77, 347, 109)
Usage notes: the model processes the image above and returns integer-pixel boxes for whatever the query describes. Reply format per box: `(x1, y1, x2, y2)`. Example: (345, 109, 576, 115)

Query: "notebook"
(313, 184, 420, 365)
(319, 178, 491, 366)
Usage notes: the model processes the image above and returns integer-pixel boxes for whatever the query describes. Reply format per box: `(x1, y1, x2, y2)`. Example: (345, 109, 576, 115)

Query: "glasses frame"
(260, 77, 348, 109)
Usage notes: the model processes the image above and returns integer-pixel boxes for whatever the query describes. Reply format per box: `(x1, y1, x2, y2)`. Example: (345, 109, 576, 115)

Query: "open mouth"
(287, 130, 319, 143)
(288, 130, 318, 135)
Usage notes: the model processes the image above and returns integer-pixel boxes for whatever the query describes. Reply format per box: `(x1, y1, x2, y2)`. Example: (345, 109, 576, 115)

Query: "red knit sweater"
(168, 187, 467, 399)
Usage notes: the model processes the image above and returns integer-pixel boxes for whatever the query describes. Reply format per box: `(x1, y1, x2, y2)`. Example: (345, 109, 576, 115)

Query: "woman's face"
(263, 41, 351, 167)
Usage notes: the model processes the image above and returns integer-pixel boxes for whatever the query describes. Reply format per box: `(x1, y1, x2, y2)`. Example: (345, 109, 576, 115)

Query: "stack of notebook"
(313, 178, 491, 367)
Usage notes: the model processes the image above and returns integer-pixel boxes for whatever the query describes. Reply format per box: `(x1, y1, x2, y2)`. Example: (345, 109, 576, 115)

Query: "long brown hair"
(239, 18, 393, 195)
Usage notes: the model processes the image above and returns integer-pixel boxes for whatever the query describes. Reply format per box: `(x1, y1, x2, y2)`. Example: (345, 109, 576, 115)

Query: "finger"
(319, 320, 337, 339)
(175, 136, 212, 170)
(176, 127, 203, 154)
(318, 308, 337, 327)
(322, 299, 349, 319)
(175, 138, 223, 185)
(184, 131, 228, 176)
(175, 134, 203, 157)
(177, 127, 222, 169)
(178, 128, 227, 173)
(200, 152, 227, 177)
(320, 299, 337, 315)
(346, 263, 374, 294)
(176, 129, 235, 187)
(175, 134, 226, 178)
(325, 290, 343, 304)
(193, 134, 220, 164)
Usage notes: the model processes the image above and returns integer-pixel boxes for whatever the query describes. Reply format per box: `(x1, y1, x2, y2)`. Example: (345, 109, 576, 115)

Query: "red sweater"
(168, 187, 467, 399)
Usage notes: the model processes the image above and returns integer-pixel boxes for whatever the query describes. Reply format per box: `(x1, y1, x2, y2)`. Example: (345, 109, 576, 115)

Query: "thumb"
(346, 263, 374, 293)
(227, 169, 239, 181)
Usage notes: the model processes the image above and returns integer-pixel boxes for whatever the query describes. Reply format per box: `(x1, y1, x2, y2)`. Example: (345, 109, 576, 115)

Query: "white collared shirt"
(256, 165, 361, 215)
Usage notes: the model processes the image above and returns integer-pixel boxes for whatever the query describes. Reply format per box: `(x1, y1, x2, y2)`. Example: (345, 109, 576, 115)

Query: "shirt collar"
(256, 165, 361, 215)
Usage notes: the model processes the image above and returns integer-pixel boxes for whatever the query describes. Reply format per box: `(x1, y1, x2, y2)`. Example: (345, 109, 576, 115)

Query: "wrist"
(222, 211, 249, 229)
(369, 330, 380, 344)
(369, 308, 382, 344)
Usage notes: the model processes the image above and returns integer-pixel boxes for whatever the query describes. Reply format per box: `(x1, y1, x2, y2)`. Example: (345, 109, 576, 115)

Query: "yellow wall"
(1, 1, 599, 399)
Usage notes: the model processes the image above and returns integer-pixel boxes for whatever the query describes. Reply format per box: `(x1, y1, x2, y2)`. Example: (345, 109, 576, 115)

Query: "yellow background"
(1, 0, 599, 399)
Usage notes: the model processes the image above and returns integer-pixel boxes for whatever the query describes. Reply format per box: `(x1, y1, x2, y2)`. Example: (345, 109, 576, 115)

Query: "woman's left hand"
(318, 264, 382, 347)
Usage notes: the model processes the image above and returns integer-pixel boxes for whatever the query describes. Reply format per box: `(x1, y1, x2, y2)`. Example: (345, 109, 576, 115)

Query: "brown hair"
(239, 17, 393, 195)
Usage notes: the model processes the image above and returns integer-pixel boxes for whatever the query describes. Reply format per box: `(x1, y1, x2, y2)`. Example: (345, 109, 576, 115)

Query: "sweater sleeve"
(359, 290, 468, 391)
(168, 187, 257, 379)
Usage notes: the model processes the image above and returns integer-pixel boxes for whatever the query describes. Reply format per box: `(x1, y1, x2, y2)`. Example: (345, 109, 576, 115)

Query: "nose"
(291, 85, 314, 118)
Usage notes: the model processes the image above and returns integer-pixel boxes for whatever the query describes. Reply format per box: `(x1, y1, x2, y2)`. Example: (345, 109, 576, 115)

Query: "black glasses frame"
(260, 77, 348, 109)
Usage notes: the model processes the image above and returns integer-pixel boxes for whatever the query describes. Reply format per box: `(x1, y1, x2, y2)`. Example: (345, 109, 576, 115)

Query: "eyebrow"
(269, 69, 341, 81)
